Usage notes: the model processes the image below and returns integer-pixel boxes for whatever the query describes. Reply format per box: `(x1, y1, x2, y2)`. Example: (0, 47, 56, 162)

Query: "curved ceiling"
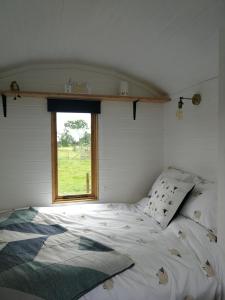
(0, 0, 225, 94)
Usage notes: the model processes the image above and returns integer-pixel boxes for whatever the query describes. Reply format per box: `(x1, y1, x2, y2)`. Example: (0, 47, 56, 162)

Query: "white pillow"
(144, 176, 194, 229)
(180, 182, 217, 233)
(148, 167, 202, 196)
(162, 167, 197, 182)
(135, 197, 149, 211)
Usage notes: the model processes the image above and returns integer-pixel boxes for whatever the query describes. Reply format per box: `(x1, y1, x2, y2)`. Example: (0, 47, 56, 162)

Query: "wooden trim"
(51, 113, 58, 203)
(55, 195, 97, 202)
(0, 90, 170, 103)
(51, 112, 98, 203)
(91, 114, 99, 199)
(52, 198, 97, 204)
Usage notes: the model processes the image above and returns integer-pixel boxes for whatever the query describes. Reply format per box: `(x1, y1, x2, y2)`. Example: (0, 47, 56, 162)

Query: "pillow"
(144, 176, 194, 229)
(180, 182, 217, 233)
(148, 167, 208, 197)
(135, 197, 149, 211)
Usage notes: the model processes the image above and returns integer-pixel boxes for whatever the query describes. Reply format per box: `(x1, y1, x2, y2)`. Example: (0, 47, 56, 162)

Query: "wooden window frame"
(51, 112, 98, 203)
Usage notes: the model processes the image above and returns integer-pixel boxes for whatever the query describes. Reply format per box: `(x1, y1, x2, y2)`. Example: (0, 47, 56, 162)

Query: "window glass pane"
(56, 113, 92, 196)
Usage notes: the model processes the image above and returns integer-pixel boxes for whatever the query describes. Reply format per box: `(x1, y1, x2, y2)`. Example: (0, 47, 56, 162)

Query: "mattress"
(1, 202, 225, 300)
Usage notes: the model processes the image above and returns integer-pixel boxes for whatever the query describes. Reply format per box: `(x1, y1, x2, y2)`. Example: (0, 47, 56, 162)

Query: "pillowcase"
(161, 167, 197, 182)
(148, 166, 207, 197)
(144, 176, 194, 229)
(180, 182, 217, 233)
(135, 197, 149, 211)
(137, 166, 195, 211)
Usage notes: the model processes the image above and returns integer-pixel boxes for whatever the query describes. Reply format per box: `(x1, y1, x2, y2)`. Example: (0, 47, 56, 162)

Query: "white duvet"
(37, 202, 225, 300)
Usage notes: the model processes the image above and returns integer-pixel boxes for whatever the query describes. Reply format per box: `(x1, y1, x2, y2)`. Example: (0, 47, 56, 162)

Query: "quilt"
(0, 207, 134, 300)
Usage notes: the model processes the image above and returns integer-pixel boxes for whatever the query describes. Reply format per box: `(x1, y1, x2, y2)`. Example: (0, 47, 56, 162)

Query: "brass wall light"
(176, 93, 201, 120)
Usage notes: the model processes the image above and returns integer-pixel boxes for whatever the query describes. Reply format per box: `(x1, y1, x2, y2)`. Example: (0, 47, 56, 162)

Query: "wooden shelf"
(0, 90, 170, 103)
(0, 90, 170, 119)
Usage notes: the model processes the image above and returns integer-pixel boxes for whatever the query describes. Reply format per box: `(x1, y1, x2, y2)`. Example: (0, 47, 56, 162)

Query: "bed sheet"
(36, 203, 225, 300)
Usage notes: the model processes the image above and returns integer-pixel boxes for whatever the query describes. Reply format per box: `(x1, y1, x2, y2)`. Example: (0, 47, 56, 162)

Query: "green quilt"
(0, 208, 134, 300)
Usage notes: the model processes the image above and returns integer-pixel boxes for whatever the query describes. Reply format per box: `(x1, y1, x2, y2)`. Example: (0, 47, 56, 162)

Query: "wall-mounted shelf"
(0, 90, 170, 102)
(0, 90, 170, 119)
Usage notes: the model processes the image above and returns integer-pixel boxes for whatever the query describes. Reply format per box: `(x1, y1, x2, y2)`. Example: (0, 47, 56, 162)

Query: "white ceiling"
(0, 0, 225, 94)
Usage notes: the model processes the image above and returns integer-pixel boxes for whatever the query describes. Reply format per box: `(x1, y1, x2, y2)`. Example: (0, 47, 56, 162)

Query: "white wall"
(163, 78, 218, 182)
(0, 98, 52, 209)
(99, 101, 163, 203)
(218, 29, 225, 249)
(0, 64, 164, 210)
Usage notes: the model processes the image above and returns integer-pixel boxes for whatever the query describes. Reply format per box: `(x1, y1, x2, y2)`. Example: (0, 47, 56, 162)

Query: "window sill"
(53, 196, 98, 204)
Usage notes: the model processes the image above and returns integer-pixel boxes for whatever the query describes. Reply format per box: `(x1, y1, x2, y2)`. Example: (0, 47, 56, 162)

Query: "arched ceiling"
(0, 0, 225, 94)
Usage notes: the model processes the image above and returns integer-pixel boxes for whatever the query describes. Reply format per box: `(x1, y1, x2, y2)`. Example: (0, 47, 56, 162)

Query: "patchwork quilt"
(0, 207, 134, 300)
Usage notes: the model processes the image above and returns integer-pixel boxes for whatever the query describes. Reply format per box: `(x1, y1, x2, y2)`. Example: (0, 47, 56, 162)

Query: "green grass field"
(58, 146, 91, 195)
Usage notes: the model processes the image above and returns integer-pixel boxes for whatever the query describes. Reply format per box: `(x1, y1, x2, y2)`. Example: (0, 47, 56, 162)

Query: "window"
(51, 112, 98, 202)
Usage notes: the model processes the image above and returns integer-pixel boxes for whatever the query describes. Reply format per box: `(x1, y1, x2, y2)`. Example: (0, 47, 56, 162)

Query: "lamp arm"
(180, 97, 192, 101)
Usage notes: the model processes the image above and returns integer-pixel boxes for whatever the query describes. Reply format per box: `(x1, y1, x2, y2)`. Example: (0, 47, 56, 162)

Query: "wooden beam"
(0, 90, 170, 103)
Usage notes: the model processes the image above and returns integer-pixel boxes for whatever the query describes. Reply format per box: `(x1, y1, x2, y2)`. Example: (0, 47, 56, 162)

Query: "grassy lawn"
(58, 146, 91, 195)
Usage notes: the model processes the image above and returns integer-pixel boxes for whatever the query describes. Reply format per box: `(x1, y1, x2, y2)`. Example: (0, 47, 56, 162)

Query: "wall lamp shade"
(176, 93, 201, 120)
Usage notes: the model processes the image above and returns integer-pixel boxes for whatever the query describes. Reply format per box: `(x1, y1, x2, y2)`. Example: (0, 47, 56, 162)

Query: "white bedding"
(37, 203, 225, 300)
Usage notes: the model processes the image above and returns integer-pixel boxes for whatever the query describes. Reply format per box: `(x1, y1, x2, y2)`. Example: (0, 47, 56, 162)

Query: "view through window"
(52, 112, 98, 201)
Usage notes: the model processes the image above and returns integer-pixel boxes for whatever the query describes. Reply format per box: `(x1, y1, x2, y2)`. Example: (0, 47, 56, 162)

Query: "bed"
(0, 168, 224, 300)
